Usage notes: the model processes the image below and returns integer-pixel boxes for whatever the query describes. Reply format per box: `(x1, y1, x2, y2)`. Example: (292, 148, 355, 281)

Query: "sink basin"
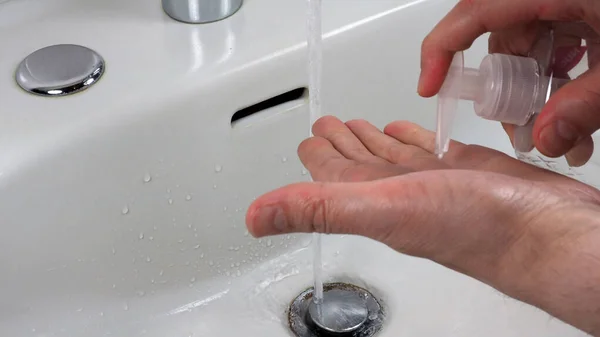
(0, 0, 588, 336)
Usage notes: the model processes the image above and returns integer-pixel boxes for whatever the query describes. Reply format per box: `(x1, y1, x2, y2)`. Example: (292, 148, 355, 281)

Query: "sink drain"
(288, 282, 385, 337)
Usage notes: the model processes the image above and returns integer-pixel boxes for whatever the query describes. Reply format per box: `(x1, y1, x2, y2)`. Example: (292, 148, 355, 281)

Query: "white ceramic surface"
(0, 0, 587, 336)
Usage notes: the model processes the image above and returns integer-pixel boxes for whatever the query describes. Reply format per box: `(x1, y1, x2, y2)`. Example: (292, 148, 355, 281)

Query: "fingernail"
(417, 73, 424, 94)
(539, 121, 578, 156)
(565, 152, 579, 167)
(257, 206, 288, 233)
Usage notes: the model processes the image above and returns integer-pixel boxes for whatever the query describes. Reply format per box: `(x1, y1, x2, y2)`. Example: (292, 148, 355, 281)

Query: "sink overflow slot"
(231, 87, 307, 126)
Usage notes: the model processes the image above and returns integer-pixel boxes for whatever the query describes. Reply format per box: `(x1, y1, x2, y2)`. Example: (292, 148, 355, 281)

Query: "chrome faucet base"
(162, 0, 243, 24)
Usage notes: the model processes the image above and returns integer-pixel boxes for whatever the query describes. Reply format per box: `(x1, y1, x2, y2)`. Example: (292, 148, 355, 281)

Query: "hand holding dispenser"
(434, 31, 600, 188)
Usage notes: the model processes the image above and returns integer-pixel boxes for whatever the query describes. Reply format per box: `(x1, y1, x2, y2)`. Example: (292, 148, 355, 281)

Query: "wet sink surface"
(0, 0, 588, 336)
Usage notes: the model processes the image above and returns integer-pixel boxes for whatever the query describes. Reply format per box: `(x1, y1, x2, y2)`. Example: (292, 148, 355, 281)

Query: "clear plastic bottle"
(435, 32, 600, 188)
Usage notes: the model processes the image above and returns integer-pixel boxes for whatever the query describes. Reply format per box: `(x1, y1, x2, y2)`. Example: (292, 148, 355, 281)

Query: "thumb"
(246, 171, 528, 264)
(533, 66, 600, 158)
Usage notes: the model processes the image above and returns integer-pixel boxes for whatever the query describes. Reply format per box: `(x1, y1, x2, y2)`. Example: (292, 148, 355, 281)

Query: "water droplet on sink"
(190, 277, 196, 282)
(301, 168, 308, 175)
(236, 270, 241, 276)
(137, 290, 145, 297)
(223, 206, 228, 212)
(194, 244, 201, 249)
(99, 311, 104, 317)
(281, 156, 288, 163)
(266, 239, 272, 247)
(111, 247, 116, 255)
(139, 233, 144, 240)
(123, 303, 129, 311)
(208, 260, 214, 266)
(76, 308, 83, 312)
(143, 173, 152, 183)
(186, 195, 192, 201)
(168, 199, 173, 205)
(214, 164, 222, 173)
(121, 206, 129, 215)
(146, 256, 151, 262)
(200, 253, 205, 258)
(213, 184, 218, 189)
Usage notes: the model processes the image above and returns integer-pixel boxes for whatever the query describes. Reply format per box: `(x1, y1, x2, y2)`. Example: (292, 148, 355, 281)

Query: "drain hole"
(231, 87, 307, 125)
(289, 282, 385, 337)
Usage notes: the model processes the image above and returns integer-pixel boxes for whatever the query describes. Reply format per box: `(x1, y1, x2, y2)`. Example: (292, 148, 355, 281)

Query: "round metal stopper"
(308, 288, 369, 334)
(288, 282, 385, 337)
(15, 44, 105, 97)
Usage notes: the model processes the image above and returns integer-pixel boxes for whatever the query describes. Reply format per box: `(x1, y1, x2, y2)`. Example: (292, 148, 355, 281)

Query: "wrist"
(497, 205, 600, 334)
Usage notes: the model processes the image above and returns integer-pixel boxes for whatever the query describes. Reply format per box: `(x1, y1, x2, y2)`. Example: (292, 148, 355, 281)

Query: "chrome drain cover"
(15, 44, 105, 97)
(288, 282, 385, 337)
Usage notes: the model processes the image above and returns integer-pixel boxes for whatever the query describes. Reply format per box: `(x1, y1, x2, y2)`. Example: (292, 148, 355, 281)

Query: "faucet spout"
(162, 0, 243, 24)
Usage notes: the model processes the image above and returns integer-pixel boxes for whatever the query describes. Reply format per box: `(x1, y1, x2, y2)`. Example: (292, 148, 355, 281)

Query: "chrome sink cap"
(15, 44, 105, 97)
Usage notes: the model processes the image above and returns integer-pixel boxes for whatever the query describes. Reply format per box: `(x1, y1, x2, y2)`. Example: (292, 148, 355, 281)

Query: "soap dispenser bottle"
(434, 29, 600, 188)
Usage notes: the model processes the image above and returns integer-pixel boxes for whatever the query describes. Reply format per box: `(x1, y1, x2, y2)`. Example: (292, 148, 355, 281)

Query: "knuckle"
(386, 144, 411, 164)
(308, 186, 332, 234)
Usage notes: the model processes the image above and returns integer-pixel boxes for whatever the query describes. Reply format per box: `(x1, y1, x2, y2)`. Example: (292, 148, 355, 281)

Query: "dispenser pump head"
(434, 51, 556, 158)
(434, 29, 560, 159)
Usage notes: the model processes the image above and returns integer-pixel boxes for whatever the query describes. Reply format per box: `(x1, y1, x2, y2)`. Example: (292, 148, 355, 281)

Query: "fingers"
(245, 178, 405, 240)
(311, 116, 385, 163)
(297, 136, 352, 182)
(297, 131, 412, 183)
(419, 0, 600, 97)
(245, 171, 532, 270)
(245, 173, 445, 242)
(383, 120, 467, 154)
(345, 119, 430, 164)
(383, 121, 436, 153)
(533, 66, 600, 158)
(488, 24, 540, 55)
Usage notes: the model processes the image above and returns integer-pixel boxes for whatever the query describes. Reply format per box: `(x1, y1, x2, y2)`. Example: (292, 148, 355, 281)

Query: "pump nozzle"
(435, 52, 464, 159)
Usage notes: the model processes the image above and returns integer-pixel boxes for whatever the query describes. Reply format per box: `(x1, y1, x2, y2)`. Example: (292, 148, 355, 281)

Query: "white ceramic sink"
(0, 0, 588, 336)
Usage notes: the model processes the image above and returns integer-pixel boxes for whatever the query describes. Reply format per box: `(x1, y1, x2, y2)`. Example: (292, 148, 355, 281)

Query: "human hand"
(246, 116, 600, 334)
(419, 0, 600, 167)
